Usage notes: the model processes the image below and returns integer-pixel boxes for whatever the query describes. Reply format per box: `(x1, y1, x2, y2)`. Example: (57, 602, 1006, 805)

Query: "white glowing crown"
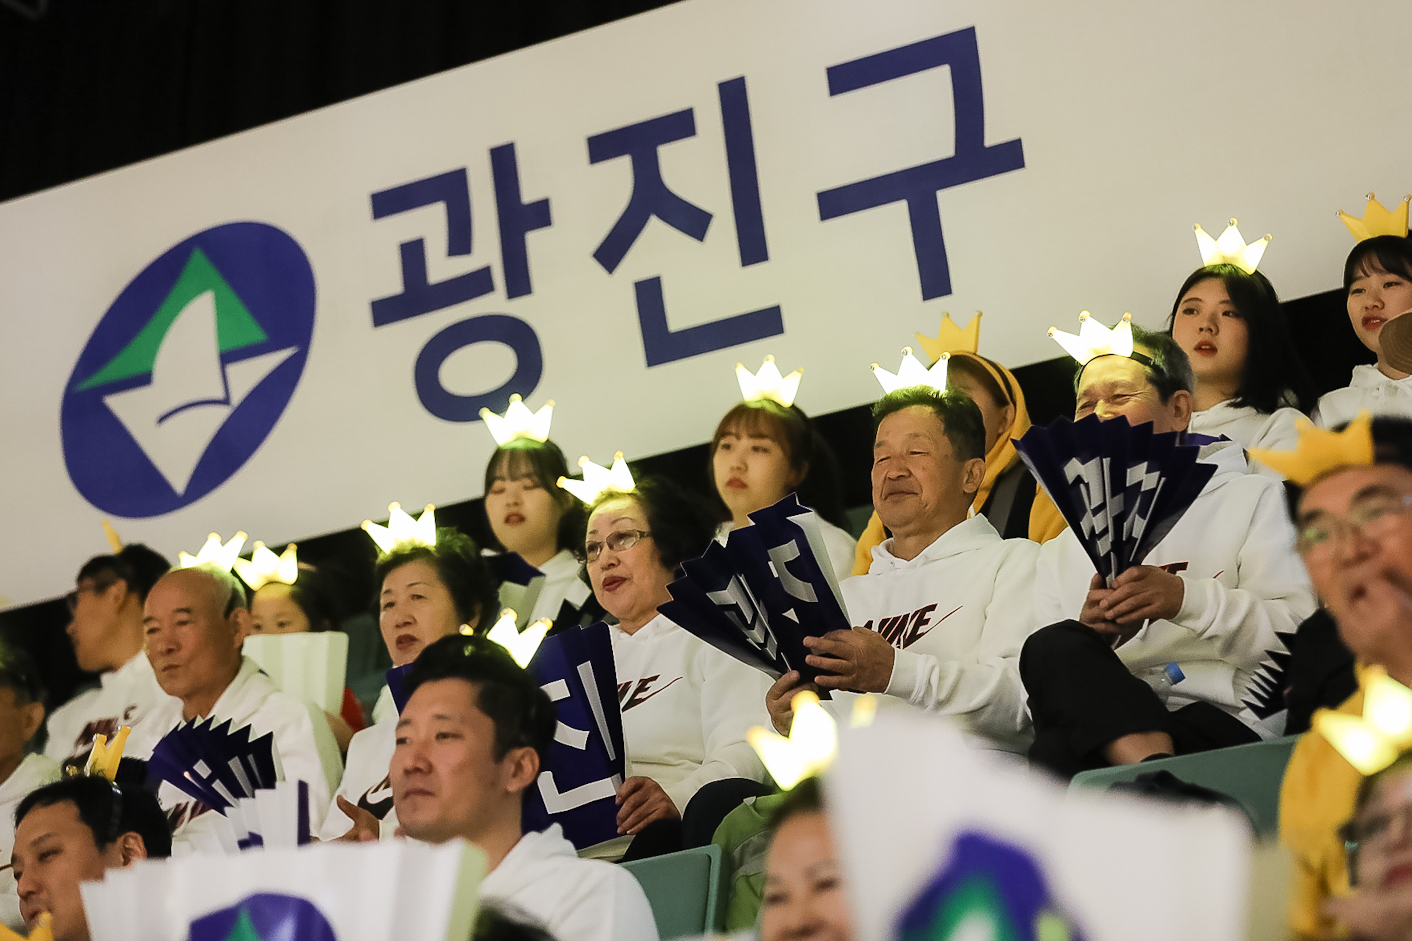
(1339, 192, 1411, 242)
(1048, 311, 1135, 365)
(736, 355, 803, 408)
(1194, 218, 1271, 274)
(1315, 667, 1412, 776)
(746, 691, 878, 790)
(233, 542, 299, 591)
(871, 347, 949, 394)
(178, 532, 247, 572)
(481, 608, 552, 668)
(362, 503, 437, 554)
(479, 394, 554, 445)
(557, 452, 636, 505)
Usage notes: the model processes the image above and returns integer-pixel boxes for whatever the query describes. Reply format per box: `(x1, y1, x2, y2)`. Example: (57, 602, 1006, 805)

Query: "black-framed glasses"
(583, 529, 652, 563)
(64, 577, 115, 614)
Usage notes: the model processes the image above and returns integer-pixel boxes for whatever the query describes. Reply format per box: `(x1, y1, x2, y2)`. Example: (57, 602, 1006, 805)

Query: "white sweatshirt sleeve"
(1169, 482, 1315, 671)
(543, 862, 661, 941)
(1029, 532, 1080, 628)
(661, 647, 772, 812)
(267, 696, 335, 833)
(884, 540, 1040, 745)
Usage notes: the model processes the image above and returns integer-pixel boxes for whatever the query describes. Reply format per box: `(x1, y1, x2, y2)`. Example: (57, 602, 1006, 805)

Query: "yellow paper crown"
(746, 691, 879, 790)
(102, 520, 123, 554)
(871, 347, 949, 394)
(362, 503, 437, 554)
(479, 394, 554, 445)
(233, 542, 299, 591)
(0, 913, 52, 941)
(1248, 411, 1373, 486)
(483, 608, 552, 668)
(736, 355, 803, 408)
(916, 312, 982, 363)
(178, 532, 248, 572)
(1048, 311, 1134, 365)
(556, 452, 636, 505)
(1339, 192, 1411, 242)
(1315, 667, 1412, 775)
(1194, 218, 1271, 274)
(83, 726, 131, 782)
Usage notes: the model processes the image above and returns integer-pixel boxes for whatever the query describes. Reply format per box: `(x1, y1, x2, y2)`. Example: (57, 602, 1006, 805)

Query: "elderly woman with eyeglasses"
(583, 476, 774, 860)
(1323, 752, 1412, 940)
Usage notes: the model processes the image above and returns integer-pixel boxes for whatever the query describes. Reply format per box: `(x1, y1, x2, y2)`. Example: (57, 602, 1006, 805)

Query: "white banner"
(2, 0, 1408, 608)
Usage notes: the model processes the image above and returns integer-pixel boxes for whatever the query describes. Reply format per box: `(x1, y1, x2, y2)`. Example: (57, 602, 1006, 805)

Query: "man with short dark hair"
(391, 634, 657, 941)
(1023, 326, 1314, 776)
(11, 770, 171, 941)
(0, 646, 59, 931)
(45, 545, 175, 762)
(766, 387, 1040, 751)
(126, 566, 331, 846)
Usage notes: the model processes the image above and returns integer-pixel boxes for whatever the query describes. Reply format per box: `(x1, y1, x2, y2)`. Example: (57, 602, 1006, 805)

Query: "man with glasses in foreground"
(1261, 414, 1412, 940)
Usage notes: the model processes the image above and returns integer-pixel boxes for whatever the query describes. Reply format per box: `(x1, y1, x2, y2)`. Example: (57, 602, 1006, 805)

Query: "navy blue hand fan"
(148, 718, 280, 811)
(1013, 414, 1216, 582)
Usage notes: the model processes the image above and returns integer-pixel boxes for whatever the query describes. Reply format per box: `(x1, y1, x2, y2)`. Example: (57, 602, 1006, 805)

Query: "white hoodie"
(1314, 364, 1412, 428)
(840, 515, 1039, 752)
(611, 614, 772, 812)
(320, 686, 398, 841)
(1, 753, 60, 930)
(1030, 440, 1316, 732)
(1189, 401, 1305, 479)
(44, 652, 176, 762)
(480, 823, 659, 941)
(128, 656, 333, 848)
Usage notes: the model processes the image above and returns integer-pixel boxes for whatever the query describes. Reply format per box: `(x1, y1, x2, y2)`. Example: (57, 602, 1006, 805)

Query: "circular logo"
(62, 223, 315, 517)
(188, 892, 337, 941)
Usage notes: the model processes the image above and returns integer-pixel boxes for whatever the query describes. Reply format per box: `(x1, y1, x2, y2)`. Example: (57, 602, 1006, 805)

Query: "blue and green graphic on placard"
(188, 892, 337, 941)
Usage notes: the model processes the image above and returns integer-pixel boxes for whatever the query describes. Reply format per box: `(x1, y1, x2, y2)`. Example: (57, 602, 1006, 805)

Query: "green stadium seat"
(1069, 735, 1301, 837)
(621, 844, 725, 940)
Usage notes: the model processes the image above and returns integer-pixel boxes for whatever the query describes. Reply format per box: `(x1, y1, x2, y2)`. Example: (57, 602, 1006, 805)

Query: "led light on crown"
(1315, 667, 1412, 775)
(1194, 218, 1271, 274)
(748, 690, 838, 790)
(102, 519, 123, 554)
(872, 347, 949, 394)
(1248, 411, 1373, 486)
(84, 726, 131, 782)
(916, 312, 982, 363)
(485, 608, 551, 668)
(736, 355, 803, 408)
(178, 532, 247, 571)
(362, 502, 437, 554)
(1047, 311, 1134, 365)
(479, 394, 554, 445)
(233, 542, 299, 591)
(1339, 192, 1411, 242)
(557, 452, 636, 505)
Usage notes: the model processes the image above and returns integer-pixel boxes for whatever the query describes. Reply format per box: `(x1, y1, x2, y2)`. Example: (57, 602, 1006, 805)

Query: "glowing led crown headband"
(1316, 667, 1412, 775)
(1248, 411, 1374, 486)
(178, 532, 247, 572)
(476, 608, 552, 668)
(102, 520, 123, 554)
(1046, 311, 1153, 367)
(363, 503, 437, 554)
(557, 452, 636, 505)
(872, 347, 949, 394)
(480, 394, 554, 445)
(1194, 218, 1271, 274)
(233, 542, 299, 591)
(746, 691, 878, 790)
(736, 355, 803, 408)
(916, 312, 981, 362)
(1339, 192, 1411, 242)
(0, 913, 52, 941)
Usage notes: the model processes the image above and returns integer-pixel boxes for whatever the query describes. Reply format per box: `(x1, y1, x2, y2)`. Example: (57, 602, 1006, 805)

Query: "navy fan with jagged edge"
(1013, 414, 1216, 582)
(147, 717, 280, 812)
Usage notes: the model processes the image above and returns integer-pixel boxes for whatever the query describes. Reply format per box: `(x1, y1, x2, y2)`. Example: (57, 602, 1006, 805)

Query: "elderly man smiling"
(126, 565, 331, 846)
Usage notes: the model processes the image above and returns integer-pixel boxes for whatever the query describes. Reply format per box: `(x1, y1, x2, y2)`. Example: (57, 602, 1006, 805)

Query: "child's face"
(0, 686, 43, 771)
(1347, 263, 1412, 358)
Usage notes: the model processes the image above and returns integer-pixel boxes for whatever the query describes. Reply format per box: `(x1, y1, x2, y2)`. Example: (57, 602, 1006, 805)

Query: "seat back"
(1069, 736, 1300, 836)
(621, 844, 724, 939)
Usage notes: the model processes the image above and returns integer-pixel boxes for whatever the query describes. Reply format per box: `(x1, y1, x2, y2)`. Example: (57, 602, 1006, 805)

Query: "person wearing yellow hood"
(851, 315, 1067, 575)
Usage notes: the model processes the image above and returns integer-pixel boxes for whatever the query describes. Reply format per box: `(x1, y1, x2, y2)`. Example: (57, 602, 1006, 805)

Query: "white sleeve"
(884, 541, 1039, 745)
(268, 697, 335, 833)
(662, 647, 772, 812)
(1029, 532, 1081, 629)
(545, 864, 660, 941)
(1170, 484, 1316, 672)
(42, 692, 96, 763)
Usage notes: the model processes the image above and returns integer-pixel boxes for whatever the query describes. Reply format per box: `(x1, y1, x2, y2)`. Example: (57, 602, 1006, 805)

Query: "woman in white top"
(1315, 235, 1412, 427)
(709, 399, 856, 580)
(483, 439, 596, 627)
(583, 476, 773, 860)
(1165, 263, 1315, 466)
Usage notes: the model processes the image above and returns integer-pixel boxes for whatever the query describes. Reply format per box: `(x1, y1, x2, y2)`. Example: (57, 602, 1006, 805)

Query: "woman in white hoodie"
(1165, 263, 1315, 462)
(583, 476, 773, 860)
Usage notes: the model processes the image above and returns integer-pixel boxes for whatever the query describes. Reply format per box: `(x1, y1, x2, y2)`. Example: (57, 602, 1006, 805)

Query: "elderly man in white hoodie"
(391, 633, 657, 941)
(766, 386, 1040, 752)
(1023, 326, 1316, 778)
(127, 566, 332, 847)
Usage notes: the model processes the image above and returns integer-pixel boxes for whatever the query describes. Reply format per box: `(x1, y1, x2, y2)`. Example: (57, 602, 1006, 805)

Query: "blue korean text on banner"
(188, 892, 337, 941)
(897, 830, 1088, 941)
(521, 622, 626, 851)
(661, 495, 851, 687)
(61, 223, 316, 518)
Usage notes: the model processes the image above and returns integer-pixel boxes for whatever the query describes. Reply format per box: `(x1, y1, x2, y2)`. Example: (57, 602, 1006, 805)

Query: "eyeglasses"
(583, 529, 652, 563)
(1297, 493, 1412, 556)
(1343, 801, 1412, 885)
(64, 578, 113, 614)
